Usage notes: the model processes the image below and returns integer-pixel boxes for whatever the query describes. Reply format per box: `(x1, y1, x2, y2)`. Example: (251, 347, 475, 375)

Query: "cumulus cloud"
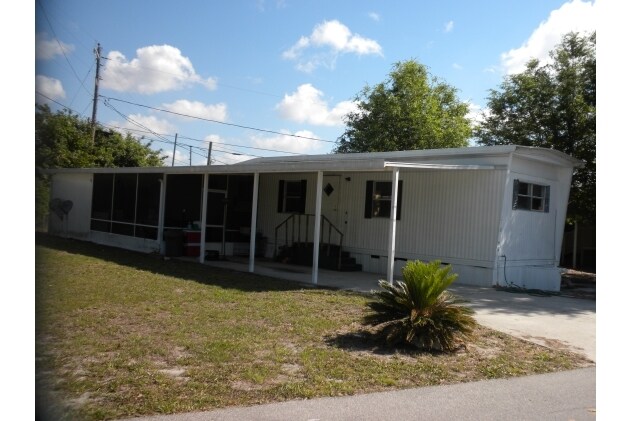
(465, 101, 485, 126)
(276, 84, 358, 127)
(162, 99, 228, 122)
(35, 75, 66, 103)
(251, 130, 324, 154)
(282, 20, 382, 72)
(109, 113, 177, 137)
(101, 45, 217, 94)
(36, 33, 74, 60)
(444, 21, 454, 33)
(501, 0, 597, 74)
(369, 12, 381, 22)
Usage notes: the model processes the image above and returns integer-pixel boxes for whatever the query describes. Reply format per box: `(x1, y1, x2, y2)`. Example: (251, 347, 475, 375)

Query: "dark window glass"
(136, 174, 162, 226)
(90, 219, 111, 232)
(513, 181, 549, 212)
(135, 226, 158, 240)
(365, 180, 402, 219)
(111, 222, 134, 236)
(207, 175, 228, 190)
(284, 180, 305, 213)
(164, 174, 203, 227)
(91, 174, 113, 220)
(112, 174, 137, 223)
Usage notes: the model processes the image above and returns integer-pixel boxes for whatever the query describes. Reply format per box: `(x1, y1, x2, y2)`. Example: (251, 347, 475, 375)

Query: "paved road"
(125, 367, 595, 421)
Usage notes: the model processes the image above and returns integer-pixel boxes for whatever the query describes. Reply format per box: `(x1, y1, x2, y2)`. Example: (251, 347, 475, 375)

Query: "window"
(277, 180, 307, 213)
(512, 180, 550, 212)
(364, 180, 402, 219)
(91, 173, 162, 239)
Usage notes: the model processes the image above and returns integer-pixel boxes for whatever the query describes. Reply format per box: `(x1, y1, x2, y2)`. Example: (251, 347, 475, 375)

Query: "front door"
(321, 175, 342, 244)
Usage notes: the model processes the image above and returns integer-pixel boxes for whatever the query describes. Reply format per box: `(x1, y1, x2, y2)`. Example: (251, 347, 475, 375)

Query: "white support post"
(312, 171, 324, 285)
(157, 174, 167, 254)
(249, 172, 260, 273)
(199, 173, 209, 264)
(386, 167, 400, 284)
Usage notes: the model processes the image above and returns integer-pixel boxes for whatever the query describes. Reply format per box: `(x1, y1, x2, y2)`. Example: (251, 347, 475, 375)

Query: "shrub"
(363, 260, 477, 352)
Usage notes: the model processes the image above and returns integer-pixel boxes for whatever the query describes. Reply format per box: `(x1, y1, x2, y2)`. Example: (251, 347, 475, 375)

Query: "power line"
(36, 0, 92, 97)
(99, 95, 336, 143)
(102, 124, 303, 156)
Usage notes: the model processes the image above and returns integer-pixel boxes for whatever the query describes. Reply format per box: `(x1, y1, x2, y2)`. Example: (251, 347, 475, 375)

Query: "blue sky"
(35, 0, 597, 166)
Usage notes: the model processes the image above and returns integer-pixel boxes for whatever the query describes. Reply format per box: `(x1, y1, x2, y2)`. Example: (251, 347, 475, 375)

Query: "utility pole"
(91, 43, 102, 143)
(189, 145, 192, 166)
(207, 141, 213, 165)
(172, 133, 178, 166)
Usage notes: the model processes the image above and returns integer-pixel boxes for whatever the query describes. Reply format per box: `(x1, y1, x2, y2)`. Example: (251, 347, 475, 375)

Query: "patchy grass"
(35, 234, 592, 420)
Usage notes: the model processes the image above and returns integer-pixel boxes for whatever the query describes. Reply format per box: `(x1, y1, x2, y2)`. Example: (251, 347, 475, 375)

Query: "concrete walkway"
(202, 257, 596, 361)
(125, 367, 596, 421)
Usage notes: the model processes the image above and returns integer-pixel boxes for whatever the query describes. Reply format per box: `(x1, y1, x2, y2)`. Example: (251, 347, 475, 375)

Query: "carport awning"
(384, 162, 499, 170)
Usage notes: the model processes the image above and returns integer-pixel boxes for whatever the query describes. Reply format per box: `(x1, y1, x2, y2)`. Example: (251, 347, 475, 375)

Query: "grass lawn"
(35, 234, 593, 420)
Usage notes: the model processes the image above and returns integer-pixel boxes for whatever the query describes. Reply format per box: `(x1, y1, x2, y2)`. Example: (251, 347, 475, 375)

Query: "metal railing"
(274, 213, 344, 270)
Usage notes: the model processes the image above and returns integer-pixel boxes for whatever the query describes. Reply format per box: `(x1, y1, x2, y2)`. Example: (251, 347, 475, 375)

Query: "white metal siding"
(257, 169, 505, 268)
(49, 173, 93, 238)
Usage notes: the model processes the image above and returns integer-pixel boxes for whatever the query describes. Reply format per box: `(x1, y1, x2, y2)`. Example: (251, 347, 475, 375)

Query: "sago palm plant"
(363, 260, 477, 352)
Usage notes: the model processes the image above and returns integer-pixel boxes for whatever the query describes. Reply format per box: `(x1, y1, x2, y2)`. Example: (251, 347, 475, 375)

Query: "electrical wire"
(36, 0, 93, 97)
(100, 95, 336, 143)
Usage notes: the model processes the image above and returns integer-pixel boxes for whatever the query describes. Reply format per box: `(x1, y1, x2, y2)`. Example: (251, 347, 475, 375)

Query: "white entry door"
(321, 175, 342, 240)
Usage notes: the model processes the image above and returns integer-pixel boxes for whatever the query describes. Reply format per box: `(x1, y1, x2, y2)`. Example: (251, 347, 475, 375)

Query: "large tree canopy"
(36, 104, 165, 169)
(334, 60, 472, 153)
(475, 32, 595, 224)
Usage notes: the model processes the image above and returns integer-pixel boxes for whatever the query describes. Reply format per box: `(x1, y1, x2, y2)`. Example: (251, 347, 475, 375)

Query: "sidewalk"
(124, 367, 596, 421)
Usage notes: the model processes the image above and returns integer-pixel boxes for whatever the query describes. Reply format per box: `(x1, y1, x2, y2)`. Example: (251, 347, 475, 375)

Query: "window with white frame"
(364, 180, 402, 219)
(512, 180, 550, 212)
(277, 180, 307, 213)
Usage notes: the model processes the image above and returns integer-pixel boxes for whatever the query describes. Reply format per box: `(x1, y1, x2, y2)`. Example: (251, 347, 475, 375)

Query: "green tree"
(35, 104, 165, 229)
(334, 59, 472, 153)
(475, 32, 595, 224)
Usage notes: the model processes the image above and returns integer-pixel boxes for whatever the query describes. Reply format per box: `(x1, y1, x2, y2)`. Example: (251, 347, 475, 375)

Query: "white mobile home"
(45, 145, 582, 291)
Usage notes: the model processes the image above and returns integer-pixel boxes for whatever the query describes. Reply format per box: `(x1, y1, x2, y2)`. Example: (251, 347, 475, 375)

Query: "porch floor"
(186, 256, 385, 292)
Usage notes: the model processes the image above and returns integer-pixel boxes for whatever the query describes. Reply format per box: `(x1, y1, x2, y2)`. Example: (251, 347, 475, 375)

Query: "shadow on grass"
(35, 232, 321, 293)
(324, 328, 441, 358)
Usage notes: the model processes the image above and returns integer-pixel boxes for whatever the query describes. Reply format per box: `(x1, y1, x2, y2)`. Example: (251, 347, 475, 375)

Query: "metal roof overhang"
(42, 159, 504, 176)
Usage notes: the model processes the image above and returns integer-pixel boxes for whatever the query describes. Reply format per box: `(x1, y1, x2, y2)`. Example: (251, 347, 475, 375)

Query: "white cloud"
(35, 75, 66, 102)
(282, 20, 382, 72)
(501, 0, 597, 74)
(36, 33, 74, 60)
(452, 63, 463, 70)
(200, 135, 251, 165)
(369, 12, 381, 22)
(444, 21, 454, 33)
(251, 130, 324, 154)
(276, 84, 358, 127)
(109, 113, 177, 136)
(465, 101, 485, 126)
(162, 100, 228, 122)
(101, 45, 217, 94)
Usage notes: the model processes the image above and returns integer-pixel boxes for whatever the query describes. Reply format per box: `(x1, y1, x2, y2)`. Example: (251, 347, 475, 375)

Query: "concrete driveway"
(449, 285, 596, 361)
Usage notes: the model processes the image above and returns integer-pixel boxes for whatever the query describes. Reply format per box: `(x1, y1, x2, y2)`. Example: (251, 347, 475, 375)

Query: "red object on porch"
(183, 230, 201, 257)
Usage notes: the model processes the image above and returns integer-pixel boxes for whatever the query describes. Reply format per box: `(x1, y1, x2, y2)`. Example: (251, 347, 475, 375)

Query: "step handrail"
(274, 213, 344, 270)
